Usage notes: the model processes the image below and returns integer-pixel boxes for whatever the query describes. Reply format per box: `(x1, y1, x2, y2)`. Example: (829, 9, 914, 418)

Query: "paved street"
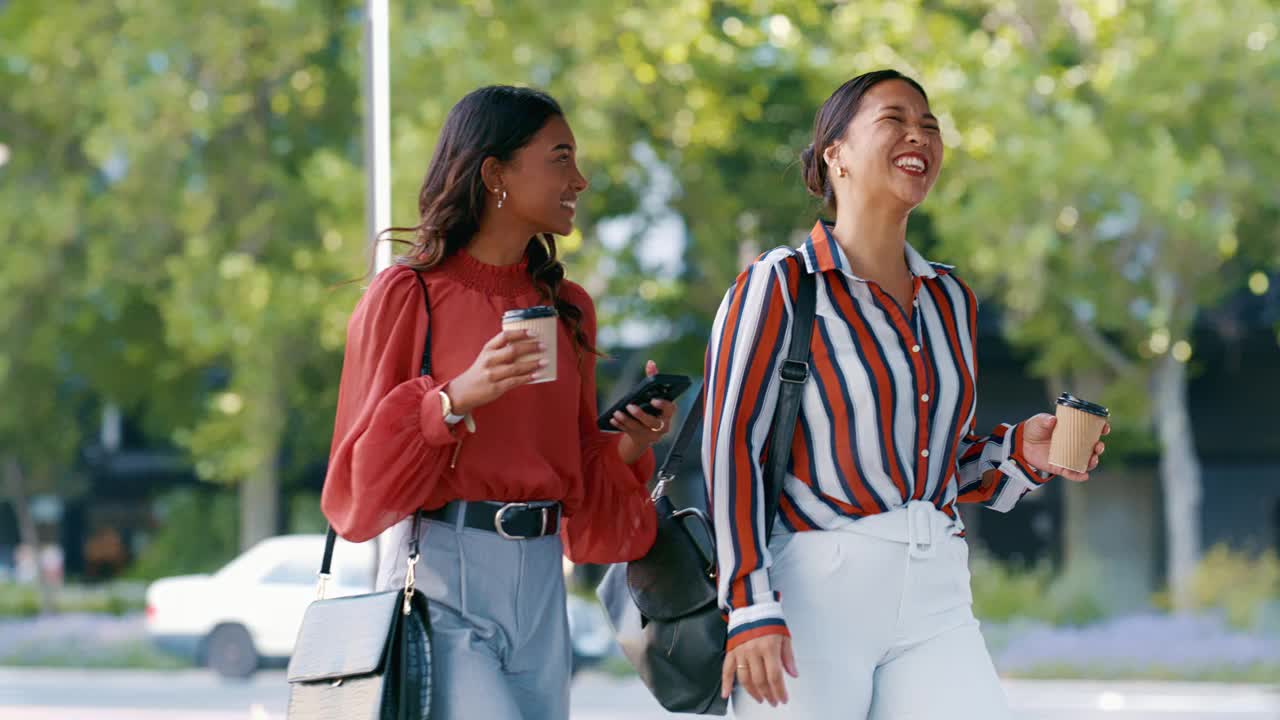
(1, 667, 1277, 719)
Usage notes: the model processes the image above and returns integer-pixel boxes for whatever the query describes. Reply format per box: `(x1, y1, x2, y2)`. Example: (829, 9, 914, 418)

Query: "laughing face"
(496, 114, 589, 237)
(826, 79, 943, 210)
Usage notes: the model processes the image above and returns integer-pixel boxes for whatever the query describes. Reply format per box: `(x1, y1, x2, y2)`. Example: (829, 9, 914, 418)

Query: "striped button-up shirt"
(702, 221, 1048, 650)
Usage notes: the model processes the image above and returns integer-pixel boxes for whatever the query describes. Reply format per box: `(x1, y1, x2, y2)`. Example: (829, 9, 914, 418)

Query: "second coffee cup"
(502, 306, 558, 384)
(1048, 393, 1109, 474)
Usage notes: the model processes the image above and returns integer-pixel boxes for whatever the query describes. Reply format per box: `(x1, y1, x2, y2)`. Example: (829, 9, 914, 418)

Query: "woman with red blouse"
(320, 85, 671, 720)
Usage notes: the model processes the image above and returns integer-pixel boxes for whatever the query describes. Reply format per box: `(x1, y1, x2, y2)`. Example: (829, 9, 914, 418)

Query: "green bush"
(0, 638, 191, 670)
(125, 487, 240, 581)
(1154, 544, 1280, 630)
(1041, 553, 1107, 626)
(57, 581, 147, 615)
(0, 581, 147, 618)
(0, 582, 42, 617)
(969, 551, 1105, 626)
(970, 551, 1053, 623)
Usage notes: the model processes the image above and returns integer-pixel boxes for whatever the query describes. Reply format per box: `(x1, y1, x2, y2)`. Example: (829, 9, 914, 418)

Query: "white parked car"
(145, 534, 376, 678)
(145, 533, 616, 678)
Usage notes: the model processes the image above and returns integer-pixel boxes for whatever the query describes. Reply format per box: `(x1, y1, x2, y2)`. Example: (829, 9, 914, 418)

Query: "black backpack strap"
(652, 386, 706, 496)
(763, 270, 817, 537)
(319, 271, 433, 577)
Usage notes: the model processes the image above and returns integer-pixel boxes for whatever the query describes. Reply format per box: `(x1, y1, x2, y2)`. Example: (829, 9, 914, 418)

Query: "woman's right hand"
(720, 633, 798, 707)
(444, 329, 546, 415)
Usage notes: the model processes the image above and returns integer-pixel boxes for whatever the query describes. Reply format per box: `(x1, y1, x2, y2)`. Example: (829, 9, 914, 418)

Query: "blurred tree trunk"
(239, 379, 285, 551)
(1152, 352, 1202, 611)
(240, 460, 280, 552)
(3, 457, 55, 615)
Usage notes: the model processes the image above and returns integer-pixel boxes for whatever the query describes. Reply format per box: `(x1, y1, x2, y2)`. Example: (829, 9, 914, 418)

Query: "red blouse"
(320, 254, 658, 564)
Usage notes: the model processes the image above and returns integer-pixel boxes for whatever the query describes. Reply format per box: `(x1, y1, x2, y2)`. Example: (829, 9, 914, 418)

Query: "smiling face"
(492, 114, 589, 237)
(824, 79, 944, 210)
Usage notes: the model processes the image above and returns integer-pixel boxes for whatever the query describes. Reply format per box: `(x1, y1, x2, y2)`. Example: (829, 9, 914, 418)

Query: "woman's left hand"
(1020, 413, 1111, 482)
(614, 361, 678, 465)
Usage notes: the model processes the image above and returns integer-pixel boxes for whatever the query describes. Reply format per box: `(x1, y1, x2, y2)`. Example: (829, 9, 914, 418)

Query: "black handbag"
(287, 271, 437, 720)
(597, 269, 816, 715)
(286, 515, 432, 720)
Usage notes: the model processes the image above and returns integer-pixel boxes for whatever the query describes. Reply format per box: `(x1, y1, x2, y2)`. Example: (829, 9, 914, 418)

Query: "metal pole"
(363, 0, 392, 588)
(365, 0, 392, 274)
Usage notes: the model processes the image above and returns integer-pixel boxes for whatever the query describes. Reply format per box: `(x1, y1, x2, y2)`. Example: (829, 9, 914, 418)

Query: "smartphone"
(597, 373, 693, 432)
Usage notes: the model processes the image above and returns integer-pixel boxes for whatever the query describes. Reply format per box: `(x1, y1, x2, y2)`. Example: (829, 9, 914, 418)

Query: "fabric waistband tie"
(837, 500, 959, 556)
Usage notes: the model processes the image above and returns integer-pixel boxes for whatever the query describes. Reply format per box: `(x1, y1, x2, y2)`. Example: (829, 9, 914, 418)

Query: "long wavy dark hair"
(379, 85, 598, 356)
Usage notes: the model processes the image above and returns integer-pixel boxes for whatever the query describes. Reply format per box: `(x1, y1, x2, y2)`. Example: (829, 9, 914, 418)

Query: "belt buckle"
(494, 502, 531, 540)
(494, 501, 559, 540)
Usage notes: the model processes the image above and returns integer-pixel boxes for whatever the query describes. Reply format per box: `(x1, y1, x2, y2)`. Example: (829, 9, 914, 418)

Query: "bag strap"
(317, 271, 433, 584)
(651, 266, 816, 540)
(414, 271, 433, 377)
(763, 270, 816, 537)
(652, 386, 706, 495)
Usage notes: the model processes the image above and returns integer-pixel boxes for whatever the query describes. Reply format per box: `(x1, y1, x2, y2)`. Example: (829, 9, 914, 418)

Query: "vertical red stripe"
(926, 281, 976, 470)
(726, 270, 789, 607)
(830, 281, 909, 502)
(707, 269, 753, 607)
(868, 282, 932, 501)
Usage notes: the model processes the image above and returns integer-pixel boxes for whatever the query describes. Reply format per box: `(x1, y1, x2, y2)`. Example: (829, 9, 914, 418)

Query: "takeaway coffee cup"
(1048, 393, 1110, 474)
(502, 306, 558, 384)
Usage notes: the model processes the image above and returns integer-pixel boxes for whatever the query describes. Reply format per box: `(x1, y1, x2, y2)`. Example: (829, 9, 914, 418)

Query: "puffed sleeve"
(320, 266, 466, 542)
(558, 284, 659, 564)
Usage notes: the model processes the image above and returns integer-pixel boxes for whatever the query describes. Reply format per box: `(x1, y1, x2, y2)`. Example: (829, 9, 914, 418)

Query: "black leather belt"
(424, 500, 562, 540)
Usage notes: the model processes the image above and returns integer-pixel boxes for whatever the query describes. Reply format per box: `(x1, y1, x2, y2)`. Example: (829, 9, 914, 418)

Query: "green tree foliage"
(2, 1, 1276, 596)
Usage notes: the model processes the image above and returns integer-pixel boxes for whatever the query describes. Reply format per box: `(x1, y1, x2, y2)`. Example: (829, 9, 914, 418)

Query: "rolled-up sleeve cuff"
(985, 422, 1053, 512)
(1007, 420, 1054, 483)
(726, 602, 789, 652)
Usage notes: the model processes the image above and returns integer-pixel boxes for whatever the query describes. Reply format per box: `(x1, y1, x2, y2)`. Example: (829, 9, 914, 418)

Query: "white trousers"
(732, 501, 1014, 720)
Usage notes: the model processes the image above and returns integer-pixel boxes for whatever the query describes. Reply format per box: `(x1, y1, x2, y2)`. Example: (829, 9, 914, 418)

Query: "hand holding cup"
(1020, 394, 1111, 482)
(444, 329, 546, 415)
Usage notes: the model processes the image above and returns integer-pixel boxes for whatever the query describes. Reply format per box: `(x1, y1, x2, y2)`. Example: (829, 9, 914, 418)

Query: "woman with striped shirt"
(704, 70, 1109, 718)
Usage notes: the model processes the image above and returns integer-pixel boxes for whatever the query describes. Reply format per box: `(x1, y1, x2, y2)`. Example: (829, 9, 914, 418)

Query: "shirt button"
(911, 344, 921, 353)
(921, 449, 930, 458)
(921, 393, 930, 402)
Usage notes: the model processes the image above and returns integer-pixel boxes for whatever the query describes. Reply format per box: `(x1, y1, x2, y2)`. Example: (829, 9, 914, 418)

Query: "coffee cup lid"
(502, 306, 558, 322)
(1056, 393, 1110, 418)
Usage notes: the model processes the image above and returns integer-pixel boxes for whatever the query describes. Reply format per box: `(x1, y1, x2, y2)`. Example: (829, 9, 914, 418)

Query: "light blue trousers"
(378, 506, 571, 720)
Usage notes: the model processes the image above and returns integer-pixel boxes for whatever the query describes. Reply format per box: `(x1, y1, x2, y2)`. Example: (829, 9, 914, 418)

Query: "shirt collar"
(800, 220, 952, 281)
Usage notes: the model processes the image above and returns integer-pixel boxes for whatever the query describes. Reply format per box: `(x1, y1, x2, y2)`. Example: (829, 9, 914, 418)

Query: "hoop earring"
(497, 189, 507, 209)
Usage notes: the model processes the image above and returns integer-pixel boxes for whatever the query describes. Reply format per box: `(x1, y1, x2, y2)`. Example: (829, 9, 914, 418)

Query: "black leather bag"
(287, 271, 437, 720)
(286, 515, 432, 720)
(597, 270, 816, 715)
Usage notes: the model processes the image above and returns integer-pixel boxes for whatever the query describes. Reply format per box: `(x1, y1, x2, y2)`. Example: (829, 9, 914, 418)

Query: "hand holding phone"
(598, 373, 693, 432)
